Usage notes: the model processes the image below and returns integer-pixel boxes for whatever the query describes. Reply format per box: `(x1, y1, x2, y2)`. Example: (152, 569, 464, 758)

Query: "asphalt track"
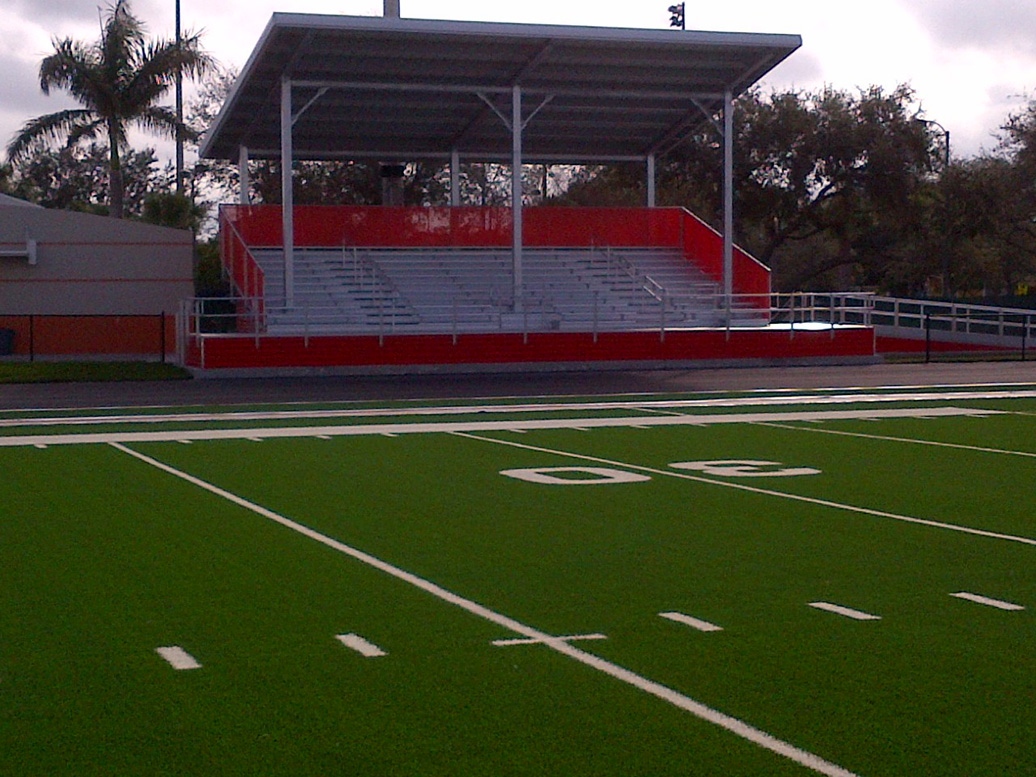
(1, 360, 1035, 410)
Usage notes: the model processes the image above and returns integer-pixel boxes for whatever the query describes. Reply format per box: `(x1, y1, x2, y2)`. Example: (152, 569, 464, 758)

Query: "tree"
(6, 0, 212, 218)
(556, 85, 941, 292)
(1, 141, 167, 216)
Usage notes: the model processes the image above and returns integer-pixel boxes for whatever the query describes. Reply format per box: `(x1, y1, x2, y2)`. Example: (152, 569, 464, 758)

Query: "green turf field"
(2, 385, 1035, 776)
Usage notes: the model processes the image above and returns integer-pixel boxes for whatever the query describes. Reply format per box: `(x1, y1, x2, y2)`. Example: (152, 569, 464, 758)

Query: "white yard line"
(451, 433, 1036, 548)
(109, 441, 858, 777)
(754, 421, 1036, 460)
(950, 592, 1025, 611)
(808, 603, 881, 621)
(492, 633, 608, 647)
(155, 646, 202, 670)
(659, 612, 724, 633)
(0, 387, 1029, 430)
(0, 407, 994, 448)
(336, 633, 388, 657)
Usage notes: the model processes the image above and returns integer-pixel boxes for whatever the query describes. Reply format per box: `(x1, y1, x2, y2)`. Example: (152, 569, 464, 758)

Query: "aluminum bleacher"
(250, 246, 759, 335)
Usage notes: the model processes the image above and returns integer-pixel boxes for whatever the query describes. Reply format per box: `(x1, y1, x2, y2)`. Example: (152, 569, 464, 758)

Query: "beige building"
(0, 194, 193, 315)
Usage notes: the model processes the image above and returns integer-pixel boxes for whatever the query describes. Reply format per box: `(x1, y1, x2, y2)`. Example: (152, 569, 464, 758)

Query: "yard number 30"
(500, 460, 820, 485)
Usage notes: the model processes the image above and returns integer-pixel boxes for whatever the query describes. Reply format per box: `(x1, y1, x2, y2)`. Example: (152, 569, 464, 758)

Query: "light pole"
(916, 118, 953, 299)
(175, 0, 184, 194)
(917, 118, 950, 169)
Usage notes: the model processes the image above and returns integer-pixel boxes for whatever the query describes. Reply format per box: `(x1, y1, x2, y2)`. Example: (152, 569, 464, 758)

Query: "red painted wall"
(219, 205, 771, 299)
(189, 327, 874, 370)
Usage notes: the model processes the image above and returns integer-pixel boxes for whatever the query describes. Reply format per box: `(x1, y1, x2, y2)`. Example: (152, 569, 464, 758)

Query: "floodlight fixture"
(669, 3, 685, 30)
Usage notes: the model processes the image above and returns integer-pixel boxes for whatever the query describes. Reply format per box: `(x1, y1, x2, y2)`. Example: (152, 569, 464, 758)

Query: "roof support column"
(451, 148, 461, 206)
(512, 83, 523, 312)
(722, 87, 734, 322)
(238, 145, 250, 205)
(646, 154, 656, 208)
(280, 76, 295, 308)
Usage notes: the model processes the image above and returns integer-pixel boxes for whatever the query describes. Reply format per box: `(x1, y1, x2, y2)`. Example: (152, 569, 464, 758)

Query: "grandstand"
(186, 13, 876, 372)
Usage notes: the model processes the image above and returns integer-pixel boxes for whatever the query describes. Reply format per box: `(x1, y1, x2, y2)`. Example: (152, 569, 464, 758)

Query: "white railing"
(181, 291, 873, 343)
(834, 293, 1036, 351)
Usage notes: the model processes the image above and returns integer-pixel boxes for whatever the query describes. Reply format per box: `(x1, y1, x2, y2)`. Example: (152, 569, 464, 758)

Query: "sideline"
(0, 406, 993, 447)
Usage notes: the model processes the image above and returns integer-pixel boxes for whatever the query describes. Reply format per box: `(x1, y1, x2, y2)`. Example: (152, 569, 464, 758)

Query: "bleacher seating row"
(248, 247, 766, 334)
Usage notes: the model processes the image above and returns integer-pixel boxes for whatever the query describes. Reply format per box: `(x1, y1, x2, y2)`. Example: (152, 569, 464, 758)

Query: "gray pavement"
(1, 360, 1034, 411)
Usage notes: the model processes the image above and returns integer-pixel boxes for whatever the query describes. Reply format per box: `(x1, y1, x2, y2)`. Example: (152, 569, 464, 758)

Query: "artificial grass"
(0, 360, 191, 383)
(2, 393, 1035, 775)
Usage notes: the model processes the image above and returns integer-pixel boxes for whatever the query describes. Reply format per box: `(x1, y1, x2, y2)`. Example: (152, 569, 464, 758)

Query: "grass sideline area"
(1, 386, 1034, 775)
(0, 361, 191, 383)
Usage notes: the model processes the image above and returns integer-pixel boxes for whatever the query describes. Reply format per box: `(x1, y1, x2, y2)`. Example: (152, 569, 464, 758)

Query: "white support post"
(451, 148, 461, 206)
(238, 145, 250, 205)
(722, 88, 734, 322)
(647, 154, 656, 208)
(281, 77, 295, 308)
(512, 84, 523, 312)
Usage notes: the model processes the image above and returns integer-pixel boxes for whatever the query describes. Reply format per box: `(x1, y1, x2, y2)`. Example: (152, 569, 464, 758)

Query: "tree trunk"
(108, 126, 124, 219)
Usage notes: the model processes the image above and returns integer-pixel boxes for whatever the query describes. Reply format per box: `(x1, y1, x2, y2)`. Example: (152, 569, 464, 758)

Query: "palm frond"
(6, 110, 98, 162)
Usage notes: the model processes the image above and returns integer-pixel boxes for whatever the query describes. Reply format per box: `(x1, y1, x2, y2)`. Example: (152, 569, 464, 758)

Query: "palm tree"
(6, 0, 212, 218)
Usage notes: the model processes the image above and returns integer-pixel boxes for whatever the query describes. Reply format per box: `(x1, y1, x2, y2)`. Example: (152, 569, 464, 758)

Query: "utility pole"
(175, 0, 184, 194)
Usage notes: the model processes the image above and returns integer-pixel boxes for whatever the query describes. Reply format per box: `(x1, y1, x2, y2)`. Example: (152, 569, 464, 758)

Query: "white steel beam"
(647, 154, 656, 207)
(451, 148, 461, 206)
(722, 88, 734, 321)
(512, 84, 523, 312)
(238, 145, 250, 204)
(281, 77, 295, 307)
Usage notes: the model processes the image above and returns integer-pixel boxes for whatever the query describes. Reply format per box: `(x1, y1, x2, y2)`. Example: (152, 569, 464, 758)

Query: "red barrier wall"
(188, 327, 874, 370)
(220, 205, 770, 298)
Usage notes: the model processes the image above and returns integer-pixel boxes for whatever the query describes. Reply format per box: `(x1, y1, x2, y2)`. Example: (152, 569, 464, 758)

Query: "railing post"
(160, 312, 166, 363)
(659, 291, 666, 343)
(1023, 313, 1029, 362)
(452, 297, 458, 345)
(593, 291, 598, 344)
(28, 314, 35, 362)
(925, 308, 932, 363)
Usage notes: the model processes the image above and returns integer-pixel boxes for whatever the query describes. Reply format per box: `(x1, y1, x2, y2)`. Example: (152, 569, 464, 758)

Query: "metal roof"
(200, 14, 800, 163)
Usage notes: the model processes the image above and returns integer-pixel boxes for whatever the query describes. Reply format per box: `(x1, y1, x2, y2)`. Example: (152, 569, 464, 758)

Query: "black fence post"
(1024, 314, 1029, 362)
(28, 314, 35, 363)
(925, 309, 931, 364)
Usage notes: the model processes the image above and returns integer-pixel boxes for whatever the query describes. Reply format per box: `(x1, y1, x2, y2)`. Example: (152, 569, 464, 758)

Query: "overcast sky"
(4, 0, 1036, 166)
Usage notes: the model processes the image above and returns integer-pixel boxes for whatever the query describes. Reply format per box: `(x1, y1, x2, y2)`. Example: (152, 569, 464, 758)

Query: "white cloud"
(2, 0, 1036, 163)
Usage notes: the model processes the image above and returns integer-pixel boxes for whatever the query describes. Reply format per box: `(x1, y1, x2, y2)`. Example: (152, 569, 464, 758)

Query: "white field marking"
(177, 439, 192, 445)
(659, 611, 724, 633)
(0, 407, 994, 448)
(109, 442, 858, 777)
(950, 592, 1025, 611)
(0, 387, 1028, 430)
(316, 435, 332, 440)
(754, 421, 1036, 460)
(500, 466, 652, 485)
(381, 432, 398, 438)
(4, 381, 1032, 419)
(808, 602, 881, 621)
(451, 432, 1036, 548)
(247, 437, 263, 443)
(336, 633, 388, 657)
(670, 460, 822, 478)
(509, 428, 528, 434)
(155, 646, 202, 670)
(33, 444, 47, 449)
(492, 633, 608, 647)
